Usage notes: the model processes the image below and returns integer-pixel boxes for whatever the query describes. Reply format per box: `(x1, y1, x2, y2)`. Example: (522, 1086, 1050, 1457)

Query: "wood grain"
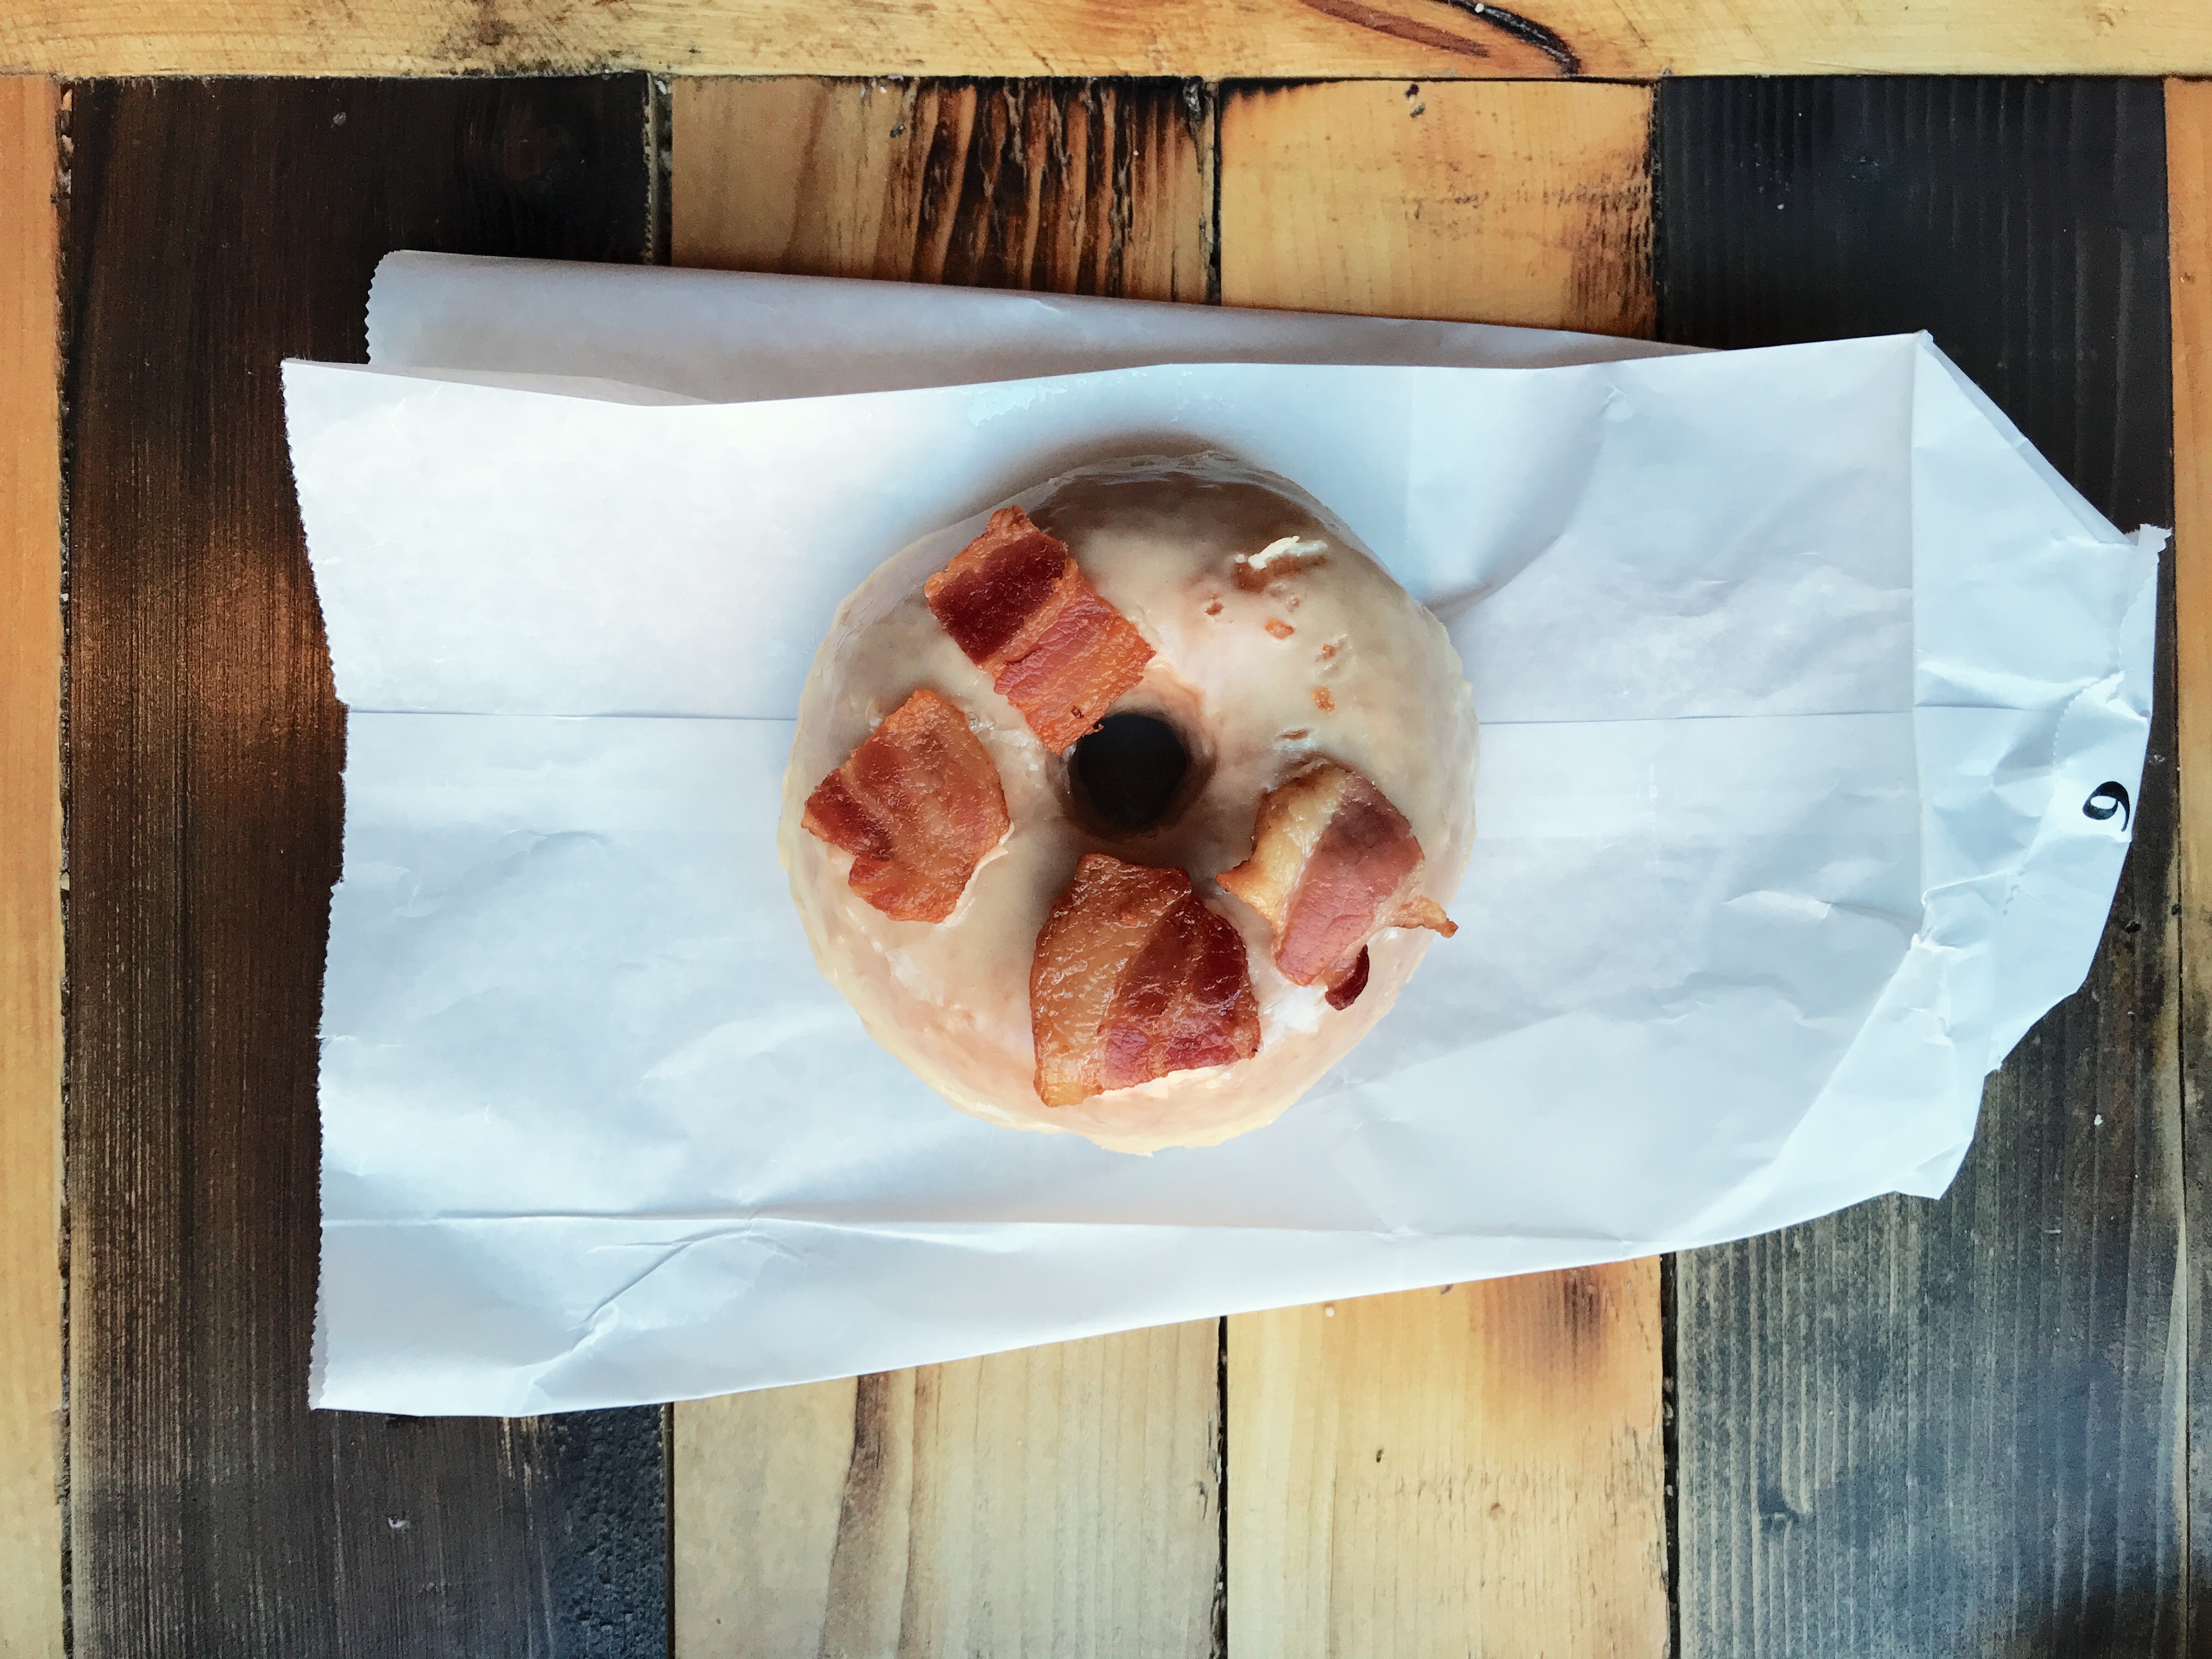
(2169, 72, 2212, 1651)
(9, 0, 2212, 79)
(674, 77, 1213, 301)
(0, 71, 65, 1659)
(671, 76, 1220, 1659)
(1228, 1269, 1667, 1659)
(1659, 77, 2185, 1658)
(64, 78, 669, 1657)
(676, 1327, 1221, 1658)
(1216, 76, 1666, 1659)
(1218, 78, 1652, 335)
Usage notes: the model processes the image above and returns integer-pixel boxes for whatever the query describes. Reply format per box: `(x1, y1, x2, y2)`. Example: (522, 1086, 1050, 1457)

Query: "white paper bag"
(286, 255, 2157, 1415)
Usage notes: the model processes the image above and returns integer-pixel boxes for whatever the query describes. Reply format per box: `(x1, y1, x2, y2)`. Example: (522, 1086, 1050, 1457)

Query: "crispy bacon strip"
(802, 688, 1010, 923)
(926, 507, 1154, 752)
(1216, 761, 1454, 1003)
(1031, 854, 1261, 1107)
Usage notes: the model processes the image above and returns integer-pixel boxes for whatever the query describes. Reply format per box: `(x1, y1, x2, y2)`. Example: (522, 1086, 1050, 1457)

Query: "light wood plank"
(1221, 77, 1652, 335)
(676, 1326, 1222, 1657)
(672, 75, 1222, 1659)
(10, 0, 2212, 78)
(674, 77, 1212, 301)
(2171, 73, 2212, 1646)
(1217, 76, 1665, 1659)
(0, 71, 65, 1659)
(1230, 1269, 1667, 1659)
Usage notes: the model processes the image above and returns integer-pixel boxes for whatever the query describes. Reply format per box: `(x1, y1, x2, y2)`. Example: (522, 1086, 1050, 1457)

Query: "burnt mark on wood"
(817, 1369, 918, 1655)
(425, 0, 520, 64)
(1294, 0, 1493, 63)
(1557, 1266, 1608, 1347)
(836, 1371, 900, 1528)
(471, 0, 514, 50)
(897, 80, 1209, 301)
(1296, 0, 1581, 74)
(1437, 1, 1582, 75)
(945, 81, 1110, 291)
(1564, 170, 1656, 338)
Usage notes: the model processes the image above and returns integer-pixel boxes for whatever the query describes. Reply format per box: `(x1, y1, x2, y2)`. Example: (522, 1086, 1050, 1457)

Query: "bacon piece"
(1217, 761, 1455, 991)
(926, 507, 1154, 752)
(802, 688, 1010, 923)
(1030, 854, 1261, 1107)
(1324, 946, 1371, 1010)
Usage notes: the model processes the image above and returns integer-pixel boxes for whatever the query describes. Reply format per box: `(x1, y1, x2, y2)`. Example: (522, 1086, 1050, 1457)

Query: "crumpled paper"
(284, 253, 2159, 1415)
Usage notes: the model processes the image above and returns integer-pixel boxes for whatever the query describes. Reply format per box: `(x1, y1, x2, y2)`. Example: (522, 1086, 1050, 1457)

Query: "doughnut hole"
(1060, 696, 1215, 843)
(1073, 714, 1186, 830)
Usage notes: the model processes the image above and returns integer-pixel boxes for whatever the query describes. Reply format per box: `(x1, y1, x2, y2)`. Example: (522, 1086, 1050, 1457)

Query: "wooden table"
(2, 19, 2208, 1656)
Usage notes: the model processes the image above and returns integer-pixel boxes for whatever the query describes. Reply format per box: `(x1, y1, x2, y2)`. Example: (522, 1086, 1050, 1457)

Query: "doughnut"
(778, 454, 1478, 1153)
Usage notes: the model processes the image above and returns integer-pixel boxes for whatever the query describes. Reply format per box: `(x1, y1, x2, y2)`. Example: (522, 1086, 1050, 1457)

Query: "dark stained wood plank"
(1657, 78, 2183, 1658)
(2167, 74, 2212, 1653)
(64, 77, 668, 1658)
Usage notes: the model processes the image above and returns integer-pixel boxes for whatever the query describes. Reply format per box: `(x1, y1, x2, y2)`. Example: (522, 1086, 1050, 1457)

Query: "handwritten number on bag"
(2084, 782, 2131, 829)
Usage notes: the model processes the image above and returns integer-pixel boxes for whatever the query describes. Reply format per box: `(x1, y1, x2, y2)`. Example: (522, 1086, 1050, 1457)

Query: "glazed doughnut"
(780, 454, 1477, 1153)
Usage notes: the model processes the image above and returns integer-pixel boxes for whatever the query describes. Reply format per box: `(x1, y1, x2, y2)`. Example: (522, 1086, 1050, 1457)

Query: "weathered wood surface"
(676, 1328, 1221, 1658)
(1217, 78, 1652, 334)
(1215, 76, 1666, 1659)
(10, 0, 2212, 80)
(64, 77, 669, 1657)
(2169, 72, 2212, 1652)
(21, 62, 2201, 1658)
(1227, 1271, 1668, 1659)
(670, 76, 1222, 1658)
(0, 70, 66, 1659)
(1658, 77, 2185, 1658)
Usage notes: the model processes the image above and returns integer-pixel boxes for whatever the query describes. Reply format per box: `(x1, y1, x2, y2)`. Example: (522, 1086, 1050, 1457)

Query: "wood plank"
(0, 71, 65, 1659)
(10, 0, 2212, 80)
(673, 77, 1213, 301)
(2169, 72, 2212, 1650)
(1219, 77, 1652, 335)
(676, 1327, 1221, 1657)
(64, 78, 670, 1657)
(669, 75, 1221, 1659)
(1658, 77, 2184, 1658)
(1216, 77, 1666, 1659)
(1228, 1269, 1667, 1659)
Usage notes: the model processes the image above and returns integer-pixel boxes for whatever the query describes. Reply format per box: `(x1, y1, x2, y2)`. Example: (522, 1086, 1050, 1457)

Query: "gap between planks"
(8, 0, 2212, 78)
(0, 71, 66, 1659)
(669, 75, 1666, 1659)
